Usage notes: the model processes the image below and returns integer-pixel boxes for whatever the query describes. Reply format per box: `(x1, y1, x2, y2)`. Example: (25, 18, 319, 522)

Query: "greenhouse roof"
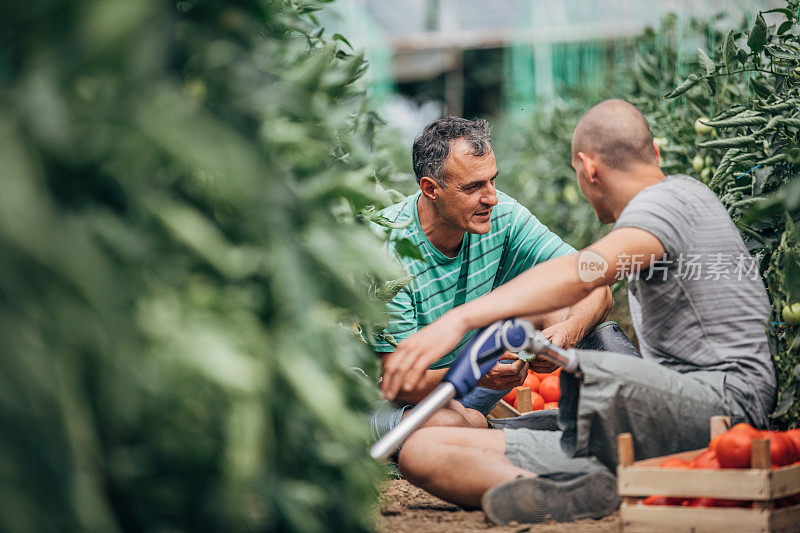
(356, 0, 783, 50)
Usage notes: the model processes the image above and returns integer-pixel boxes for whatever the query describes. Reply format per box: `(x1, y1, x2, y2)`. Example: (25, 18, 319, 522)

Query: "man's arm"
(381, 227, 664, 400)
(392, 368, 448, 405)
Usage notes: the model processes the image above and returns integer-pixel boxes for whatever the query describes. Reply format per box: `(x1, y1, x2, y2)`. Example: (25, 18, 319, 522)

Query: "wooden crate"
(617, 416, 800, 532)
(487, 386, 533, 419)
(487, 399, 520, 419)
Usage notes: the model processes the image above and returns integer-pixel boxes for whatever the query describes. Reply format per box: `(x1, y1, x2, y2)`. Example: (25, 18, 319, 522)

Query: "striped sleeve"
(373, 286, 417, 353)
(497, 203, 575, 285)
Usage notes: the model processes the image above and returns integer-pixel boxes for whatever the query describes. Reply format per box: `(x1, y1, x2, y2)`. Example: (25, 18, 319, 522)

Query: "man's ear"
(419, 176, 440, 200)
(652, 141, 661, 165)
(577, 152, 599, 184)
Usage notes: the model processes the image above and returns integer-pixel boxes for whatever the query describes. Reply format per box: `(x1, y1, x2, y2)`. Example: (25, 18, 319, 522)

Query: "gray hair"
(412, 117, 491, 186)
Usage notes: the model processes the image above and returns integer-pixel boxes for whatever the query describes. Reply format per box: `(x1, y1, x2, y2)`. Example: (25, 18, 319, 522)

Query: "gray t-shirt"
(614, 174, 775, 428)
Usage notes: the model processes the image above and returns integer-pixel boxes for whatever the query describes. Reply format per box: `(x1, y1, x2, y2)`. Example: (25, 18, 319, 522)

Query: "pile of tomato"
(642, 423, 800, 508)
(501, 368, 561, 411)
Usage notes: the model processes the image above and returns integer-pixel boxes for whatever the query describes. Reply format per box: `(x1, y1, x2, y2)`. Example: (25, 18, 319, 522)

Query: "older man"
(380, 101, 775, 524)
(370, 117, 612, 440)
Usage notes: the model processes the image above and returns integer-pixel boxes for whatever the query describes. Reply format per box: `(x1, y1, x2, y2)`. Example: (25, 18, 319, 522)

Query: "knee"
(398, 428, 440, 484)
(426, 407, 471, 428)
(463, 408, 489, 428)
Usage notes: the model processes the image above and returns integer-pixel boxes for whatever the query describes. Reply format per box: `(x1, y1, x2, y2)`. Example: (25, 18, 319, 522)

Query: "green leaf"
(368, 213, 412, 229)
(374, 274, 414, 302)
(664, 74, 702, 99)
(394, 238, 425, 261)
(773, 382, 796, 418)
(723, 30, 738, 71)
(713, 106, 748, 121)
(785, 252, 800, 302)
(697, 48, 716, 76)
(762, 7, 795, 17)
(778, 20, 794, 35)
(697, 135, 756, 149)
(704, 111, 768, 128)
(737, 48, 748, 65)
(751, 77, 774, 99)
(332, 33, 352, 49)
(747, 14, 768, 54)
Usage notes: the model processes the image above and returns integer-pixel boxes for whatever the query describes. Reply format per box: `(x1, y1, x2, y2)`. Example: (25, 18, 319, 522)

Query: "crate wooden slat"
(618, 451, 800, 500)
(487, 399, 519, 419)
(621, 503, 800, 533)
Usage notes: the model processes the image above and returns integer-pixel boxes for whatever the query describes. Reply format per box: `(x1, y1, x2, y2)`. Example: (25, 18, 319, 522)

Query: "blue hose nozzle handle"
(443, 318, 534, 398)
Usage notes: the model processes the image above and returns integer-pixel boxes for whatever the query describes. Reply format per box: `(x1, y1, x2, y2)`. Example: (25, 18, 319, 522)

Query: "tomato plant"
(656, 1, 800, 428)
(0, 0, 401, 530)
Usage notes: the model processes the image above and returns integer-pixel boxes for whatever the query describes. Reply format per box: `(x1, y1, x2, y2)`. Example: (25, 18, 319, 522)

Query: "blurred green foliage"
(0, 0, 403, 530)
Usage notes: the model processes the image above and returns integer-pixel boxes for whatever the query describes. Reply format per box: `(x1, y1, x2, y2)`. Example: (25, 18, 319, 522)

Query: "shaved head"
(572, 100, 657, 170)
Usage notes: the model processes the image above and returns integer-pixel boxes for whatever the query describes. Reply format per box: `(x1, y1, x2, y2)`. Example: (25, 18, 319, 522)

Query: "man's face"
(572, 152, 614, 224)
(434, 139, 499, 235)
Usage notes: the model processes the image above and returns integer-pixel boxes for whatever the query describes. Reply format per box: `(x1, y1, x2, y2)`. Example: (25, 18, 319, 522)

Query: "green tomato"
(704, 155, 713, 167)
(700, 167, 712, 182)
(692, 155, 705, 174)
(783, 303, 800, 326)
(694, 117, 715, 136)
(653, 137, 668, 149)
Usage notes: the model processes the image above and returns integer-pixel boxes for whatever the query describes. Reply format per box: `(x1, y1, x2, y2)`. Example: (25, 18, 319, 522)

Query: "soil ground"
(377, 479, 620, 533)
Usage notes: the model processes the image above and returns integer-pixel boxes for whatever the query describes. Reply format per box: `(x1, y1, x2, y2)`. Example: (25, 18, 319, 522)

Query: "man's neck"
(417, 194, 464, 258)
(609, 165, 666, 222)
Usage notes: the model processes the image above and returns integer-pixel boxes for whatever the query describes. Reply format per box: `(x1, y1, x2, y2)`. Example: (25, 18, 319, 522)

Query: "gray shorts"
(504, 429, 608, 475)
(369, 400, 412, 442)
(504, 350, 751, 472)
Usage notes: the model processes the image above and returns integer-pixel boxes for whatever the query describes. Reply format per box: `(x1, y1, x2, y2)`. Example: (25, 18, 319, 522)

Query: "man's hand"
(380, 313, 469, 401)
(476, 352, 529, 390)
(541, 320, 582, 350)
(528, 321, 580, 373)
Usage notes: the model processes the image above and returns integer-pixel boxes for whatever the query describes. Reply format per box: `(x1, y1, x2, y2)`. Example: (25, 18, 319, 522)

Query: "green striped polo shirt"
(373, 190, 576, 369)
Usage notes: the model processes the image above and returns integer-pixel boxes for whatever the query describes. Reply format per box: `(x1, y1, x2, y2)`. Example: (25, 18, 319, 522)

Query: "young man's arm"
(381, 227, 664, 400)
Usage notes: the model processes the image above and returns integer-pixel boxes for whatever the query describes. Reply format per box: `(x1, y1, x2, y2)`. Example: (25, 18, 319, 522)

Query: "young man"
(379, 100, 776, 524)
(370, 117, 612, 439)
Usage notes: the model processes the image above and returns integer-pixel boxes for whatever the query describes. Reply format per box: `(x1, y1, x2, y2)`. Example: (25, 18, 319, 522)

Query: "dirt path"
(377, 479, 620, 532)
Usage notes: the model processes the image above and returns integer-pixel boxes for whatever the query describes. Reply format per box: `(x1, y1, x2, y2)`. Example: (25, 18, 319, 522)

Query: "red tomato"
(642, 495, 686, 506)
(502, 388, 516, 406)
(691, 449, 720, 469)
(708, 433, 724, 452)
(688, 498, 716, 508)
(530, 392, 545, 411)
(717, 431, 752, 468)
(543, 401, 558, 410)
(659, 458, 692, 469)
(523, 372, 540, 393)
(539, 376, 560, 403)
(785, 429, 800, 462)
(761, 431, 797, 467)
